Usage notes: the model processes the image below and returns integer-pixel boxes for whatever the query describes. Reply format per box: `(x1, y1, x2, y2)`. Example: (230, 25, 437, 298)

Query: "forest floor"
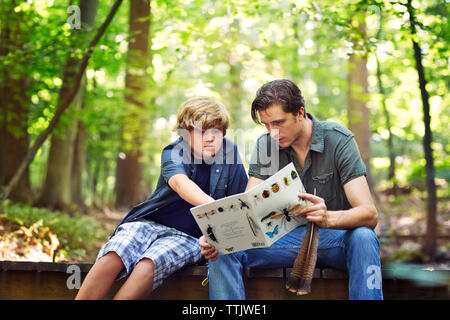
(375, 190, 450, 268)
(1, 189, 449, 268)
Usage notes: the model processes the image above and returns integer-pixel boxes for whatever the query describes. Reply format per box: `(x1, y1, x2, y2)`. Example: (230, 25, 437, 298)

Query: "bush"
(0, 201, 105, 261)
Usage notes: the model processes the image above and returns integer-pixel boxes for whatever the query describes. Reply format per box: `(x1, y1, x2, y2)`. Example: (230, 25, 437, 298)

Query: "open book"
(190, 162, 311, 254)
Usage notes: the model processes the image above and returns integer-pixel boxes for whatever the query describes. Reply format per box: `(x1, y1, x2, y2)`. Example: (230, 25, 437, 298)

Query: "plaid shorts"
(96, 219, 202, 290)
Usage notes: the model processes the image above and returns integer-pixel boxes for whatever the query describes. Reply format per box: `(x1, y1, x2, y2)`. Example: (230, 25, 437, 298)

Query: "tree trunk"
(227, 18, 243, 130)
(36, 0, 99, 211)
(406, 0, 438, 261)
(346, 10, 373, 190)
(228, 62, 243, 129)
(115, 0, 151, 210)
(71, 86, 88, 210)
(0, 2, 33, 204)
(374, 10, 397, 190)
(376, 56, 396, 186)
(0, 0, 123, 207)
(71, 0, 99, 211)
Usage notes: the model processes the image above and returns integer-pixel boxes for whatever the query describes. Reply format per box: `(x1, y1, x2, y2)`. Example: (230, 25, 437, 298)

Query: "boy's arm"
(245, 176, 264, 191)
(199, 175, 265, 261)
(168, 173, 215, 206)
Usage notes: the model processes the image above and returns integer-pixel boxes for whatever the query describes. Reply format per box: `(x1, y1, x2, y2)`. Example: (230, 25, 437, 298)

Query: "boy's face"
(189, 125, 224, 160)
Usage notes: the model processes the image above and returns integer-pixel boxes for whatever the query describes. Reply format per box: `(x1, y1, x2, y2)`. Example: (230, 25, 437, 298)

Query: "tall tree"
(71, 0, 100, 211)
(374, 8, 397, 190)
(0, 1, 33, 204)
(0, 0, 123, 206)
(115, 0, 151, 210)
(406, 0, 438, 261)
(346, 5, 373, 189)
(36, 0, 99, 211)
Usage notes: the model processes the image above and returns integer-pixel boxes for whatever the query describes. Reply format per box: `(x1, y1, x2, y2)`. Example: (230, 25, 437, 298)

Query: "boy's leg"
(113, 258, 155, 300)
(75, 252, 124, 300)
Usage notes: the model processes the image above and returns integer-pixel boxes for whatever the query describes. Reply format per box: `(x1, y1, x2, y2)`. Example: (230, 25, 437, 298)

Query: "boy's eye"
(203, 128, 222, 135)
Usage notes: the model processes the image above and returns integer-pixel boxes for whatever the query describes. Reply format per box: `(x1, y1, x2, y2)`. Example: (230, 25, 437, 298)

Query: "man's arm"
(168, 174, 214, 206)
(296, 176, 378, 230)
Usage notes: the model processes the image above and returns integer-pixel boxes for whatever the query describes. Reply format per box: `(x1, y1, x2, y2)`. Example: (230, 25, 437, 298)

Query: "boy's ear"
(177, 128, 191, 140)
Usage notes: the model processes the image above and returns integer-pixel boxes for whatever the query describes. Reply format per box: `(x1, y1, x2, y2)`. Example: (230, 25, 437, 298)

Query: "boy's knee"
(135, 258, 155, 279)
(98, 252, 125, 270)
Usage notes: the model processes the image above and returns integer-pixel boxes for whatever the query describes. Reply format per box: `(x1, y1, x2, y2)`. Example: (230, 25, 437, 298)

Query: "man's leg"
(209, 226, 383, 300)
(208, 252, 246, 300)
(315, 227, 383, 300)
(344, 227, 383, 300)
(208, 226, 306, 300)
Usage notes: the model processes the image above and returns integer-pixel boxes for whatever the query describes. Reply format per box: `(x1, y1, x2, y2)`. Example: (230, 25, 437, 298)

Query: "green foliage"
(0, 202, 104, 260)
(1, 0, 448, 263)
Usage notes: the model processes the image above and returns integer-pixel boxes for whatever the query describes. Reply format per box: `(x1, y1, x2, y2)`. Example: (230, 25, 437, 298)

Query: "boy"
(76, 96, 248, 299)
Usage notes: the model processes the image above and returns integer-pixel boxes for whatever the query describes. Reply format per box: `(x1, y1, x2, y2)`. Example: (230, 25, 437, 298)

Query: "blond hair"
(175, 96, 230, 135)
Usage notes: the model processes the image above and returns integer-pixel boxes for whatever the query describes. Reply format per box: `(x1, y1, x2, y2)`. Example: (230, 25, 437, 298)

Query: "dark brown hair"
(251, 79, 306, 124)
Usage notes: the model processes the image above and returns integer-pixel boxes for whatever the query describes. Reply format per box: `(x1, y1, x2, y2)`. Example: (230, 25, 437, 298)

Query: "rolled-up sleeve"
(335, 136, 367, 185)
(160, 143, 188, 183)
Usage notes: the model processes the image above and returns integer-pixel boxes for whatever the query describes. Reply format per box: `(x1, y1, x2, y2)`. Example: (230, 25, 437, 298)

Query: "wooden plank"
(0, 261, 448, 300)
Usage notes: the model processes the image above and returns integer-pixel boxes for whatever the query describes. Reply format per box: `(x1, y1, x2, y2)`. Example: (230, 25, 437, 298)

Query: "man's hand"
(199, 235, 219, 261)
(294, 193, 329, 228)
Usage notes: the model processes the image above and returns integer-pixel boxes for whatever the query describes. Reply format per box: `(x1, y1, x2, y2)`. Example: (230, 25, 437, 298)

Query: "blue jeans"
(208, 226, 383, 300)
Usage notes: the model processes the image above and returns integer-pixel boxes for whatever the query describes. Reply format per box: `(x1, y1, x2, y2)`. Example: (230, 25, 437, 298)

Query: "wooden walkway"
(0, 261, 448, 299)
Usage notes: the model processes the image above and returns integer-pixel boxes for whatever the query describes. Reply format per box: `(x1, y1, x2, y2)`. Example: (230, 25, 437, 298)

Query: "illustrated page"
(191, 162, 310, 254)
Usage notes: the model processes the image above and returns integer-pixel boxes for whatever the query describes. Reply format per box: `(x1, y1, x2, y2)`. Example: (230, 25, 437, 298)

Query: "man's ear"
(297, 106, 305, 119)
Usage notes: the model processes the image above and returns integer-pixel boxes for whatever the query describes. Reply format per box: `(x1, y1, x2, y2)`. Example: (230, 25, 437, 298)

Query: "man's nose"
(268, 127, 279, 139)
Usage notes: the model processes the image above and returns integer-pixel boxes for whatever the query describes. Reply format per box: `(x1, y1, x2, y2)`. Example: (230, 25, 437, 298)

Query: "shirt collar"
(308, 113, 324, 153)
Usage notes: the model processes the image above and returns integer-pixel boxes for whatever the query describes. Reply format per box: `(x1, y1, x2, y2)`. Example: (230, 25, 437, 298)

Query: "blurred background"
(0, 0, 448, 272)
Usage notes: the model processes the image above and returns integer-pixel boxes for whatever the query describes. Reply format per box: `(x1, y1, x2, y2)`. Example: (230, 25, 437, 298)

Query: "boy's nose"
(203, 133, 215, 141)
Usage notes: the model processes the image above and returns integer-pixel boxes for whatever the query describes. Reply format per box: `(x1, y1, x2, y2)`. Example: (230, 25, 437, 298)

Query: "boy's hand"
(199, 235, 219, 261)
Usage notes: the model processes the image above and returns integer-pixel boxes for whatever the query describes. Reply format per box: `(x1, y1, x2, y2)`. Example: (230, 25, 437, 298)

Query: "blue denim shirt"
(113, 137, 248, 235)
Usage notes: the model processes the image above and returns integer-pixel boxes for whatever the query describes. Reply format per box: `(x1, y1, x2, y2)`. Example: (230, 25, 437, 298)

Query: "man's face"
(258, 104, 303, 148)
(189, 125, 224, 160)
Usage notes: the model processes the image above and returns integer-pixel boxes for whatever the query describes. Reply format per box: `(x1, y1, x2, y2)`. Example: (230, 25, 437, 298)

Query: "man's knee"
(347, 227, 379, 248)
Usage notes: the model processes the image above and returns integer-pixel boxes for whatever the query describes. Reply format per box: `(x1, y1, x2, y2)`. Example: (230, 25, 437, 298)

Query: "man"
(200, 79, 383, 300)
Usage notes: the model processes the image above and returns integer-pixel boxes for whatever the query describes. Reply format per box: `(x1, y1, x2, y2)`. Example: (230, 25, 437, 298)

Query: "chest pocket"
(213, 176, 228, 199)
(312, 171, 336, 204)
